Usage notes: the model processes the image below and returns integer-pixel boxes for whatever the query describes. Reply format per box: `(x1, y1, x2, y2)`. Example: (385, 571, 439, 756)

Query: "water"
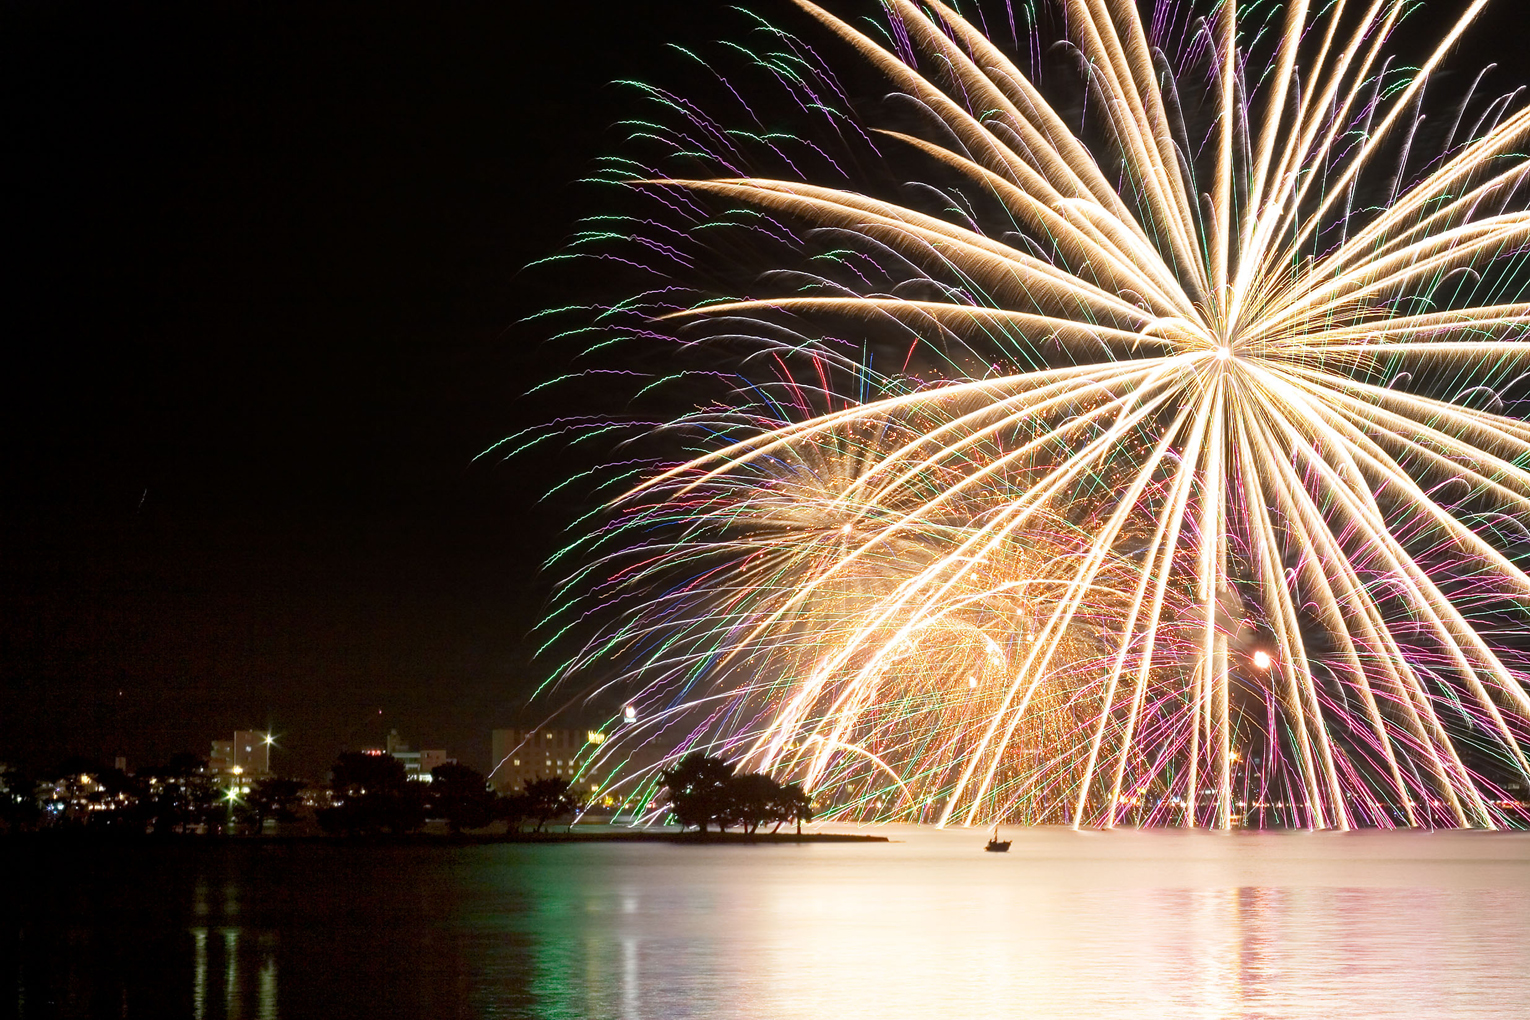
(3, 827, 1529, 1019)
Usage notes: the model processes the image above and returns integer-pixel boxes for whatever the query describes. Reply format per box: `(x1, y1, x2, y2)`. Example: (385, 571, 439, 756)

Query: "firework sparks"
(537, 0, 1530, 830)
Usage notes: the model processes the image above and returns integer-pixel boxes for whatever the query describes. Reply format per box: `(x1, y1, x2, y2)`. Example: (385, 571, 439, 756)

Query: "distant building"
(489, 727, 610, 797)
(210, 731, 272, 777)
(234, 731, 270, 776)
(381, 729, 452, 780)
(385, 729, 408, 756)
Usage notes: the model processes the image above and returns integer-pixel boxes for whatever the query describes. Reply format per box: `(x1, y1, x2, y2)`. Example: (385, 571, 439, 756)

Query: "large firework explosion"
(515, 0, 1530, 829)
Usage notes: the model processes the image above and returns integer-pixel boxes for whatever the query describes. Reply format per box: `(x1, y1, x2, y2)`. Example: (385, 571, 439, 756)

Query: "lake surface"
(3, 826, 1528, 1019)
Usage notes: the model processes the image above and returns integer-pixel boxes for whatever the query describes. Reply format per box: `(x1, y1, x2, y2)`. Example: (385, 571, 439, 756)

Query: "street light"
(224, 765, 244, 830)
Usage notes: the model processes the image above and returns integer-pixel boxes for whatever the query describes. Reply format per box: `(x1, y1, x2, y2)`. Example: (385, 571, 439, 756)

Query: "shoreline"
(0, 830, 889, 846)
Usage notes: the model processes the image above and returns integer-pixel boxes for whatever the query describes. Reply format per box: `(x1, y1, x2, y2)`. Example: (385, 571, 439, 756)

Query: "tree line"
(659, 753, 814, 834)
(2, 749, 817, 838)
(317, 753, 582, 835)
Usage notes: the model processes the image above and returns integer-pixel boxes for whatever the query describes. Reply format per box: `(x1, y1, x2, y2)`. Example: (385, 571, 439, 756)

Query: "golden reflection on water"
(187, 927, 277, 1020)
(508, 827, 1530, 1020)
(5, 830, 1528, 1018)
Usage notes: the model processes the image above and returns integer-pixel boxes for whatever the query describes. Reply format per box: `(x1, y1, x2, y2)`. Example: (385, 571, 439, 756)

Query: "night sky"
(1, 0, 740, 777)
(5, 0, 1528, 779)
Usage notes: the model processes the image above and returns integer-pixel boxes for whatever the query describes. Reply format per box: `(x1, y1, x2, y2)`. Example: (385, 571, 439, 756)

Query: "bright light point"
(1253, 650, 1272, 669)
(840, 523, 853, 534)
(1215, 346, 1231, 360)
(967, 675, 977, 688)
(623, 705, 637, 723)
(263, 734, 275, 745)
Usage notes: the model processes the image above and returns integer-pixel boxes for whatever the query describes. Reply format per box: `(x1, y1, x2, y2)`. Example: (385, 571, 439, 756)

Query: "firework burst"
(530, 0, 1530, 829)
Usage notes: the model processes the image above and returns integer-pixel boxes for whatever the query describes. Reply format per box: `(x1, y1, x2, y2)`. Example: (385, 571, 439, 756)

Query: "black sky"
(4, 0, 1527, 778)
(1, 0, 746, 777)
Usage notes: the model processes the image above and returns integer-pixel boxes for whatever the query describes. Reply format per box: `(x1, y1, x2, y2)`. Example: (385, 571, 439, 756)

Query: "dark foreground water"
(2, 827, 1528, 1019)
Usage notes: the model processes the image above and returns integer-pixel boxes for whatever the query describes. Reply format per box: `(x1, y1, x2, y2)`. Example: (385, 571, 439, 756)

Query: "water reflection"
(184, 927, 277, 1020)
(486, 828, 1530, 1020)
(1, 829, 1527, 1018)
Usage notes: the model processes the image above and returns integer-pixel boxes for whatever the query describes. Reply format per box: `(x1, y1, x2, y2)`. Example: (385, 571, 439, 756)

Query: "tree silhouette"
(521, 776, 584, 833)
(728, 773, 783, 834)
(137, 755, 217, 833)
(428, 762, 496, 832)
(331, 752, 406, 794)
(0, 767, 39, 831)
(319, 752, 424, 834)
(496, 790, 533, 833)
(49, 756, 105, 786)
(658, 755, 816, 836)
(772, 782, 814, 835)
(164, 752, 207, 777)
(658, 753, 736, 832)
(242, 777, 305, 831)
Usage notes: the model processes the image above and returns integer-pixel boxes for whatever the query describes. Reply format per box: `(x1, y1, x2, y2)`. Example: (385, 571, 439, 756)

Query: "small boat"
(984, 826, 1011, 853)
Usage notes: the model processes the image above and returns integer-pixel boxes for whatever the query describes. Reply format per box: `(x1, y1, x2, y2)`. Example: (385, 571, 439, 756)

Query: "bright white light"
(623, 705, 637, 722)
(1215, 346, 1232, 360)
(1253, 650, 1272, 669)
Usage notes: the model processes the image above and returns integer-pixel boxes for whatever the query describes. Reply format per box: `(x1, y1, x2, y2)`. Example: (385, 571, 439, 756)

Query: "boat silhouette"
(983, 825, 1011, 853)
